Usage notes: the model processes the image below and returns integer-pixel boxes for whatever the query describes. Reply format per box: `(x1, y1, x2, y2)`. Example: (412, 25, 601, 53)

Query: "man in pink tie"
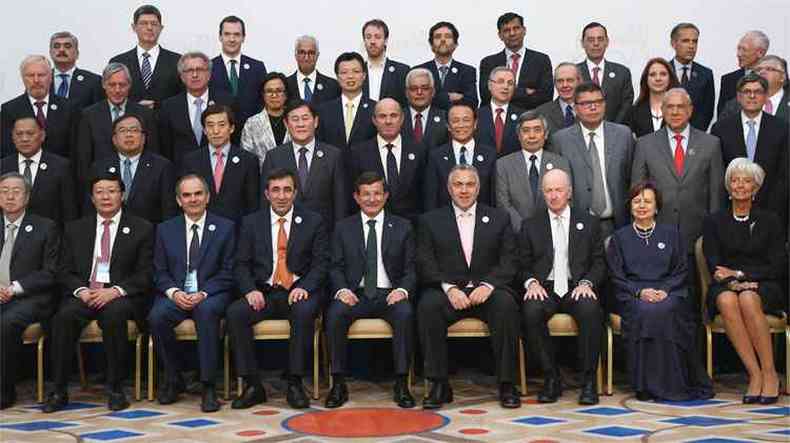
(754, 55, 788, 122)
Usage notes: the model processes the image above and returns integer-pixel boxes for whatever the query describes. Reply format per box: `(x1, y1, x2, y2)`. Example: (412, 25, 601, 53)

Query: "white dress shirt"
(266, 207, 300, 285)
(673, 59, 692, 82)
(137, 44, 160, 73)
(107, 99, 128, 121)
(3, 213, 24, 294)
(523, 206, 571, 293)
(490, 102, 510, 122)
(17, 150, 43, 184)
(579, 123, 613, 218)
(766, 89, 784, 115)
(165, 213, 207, 299)
(297, 70, 318, 99)
(667, 124, 691, 156)
(366, 58, 386, 101)
(74, 210, 126, 297)
(586, 59, 607, 82)
(377, 135, 402, 179)
(451, 139, 476, 164)
(292, 138, 316, 170)
(522, 148, 543, 173)
(740, 111, 763, 147)
(504, 47, 526, 84)
(410, 106, 430, 129)
(27, 95, 48, 119)
(221, 53, 242, 78)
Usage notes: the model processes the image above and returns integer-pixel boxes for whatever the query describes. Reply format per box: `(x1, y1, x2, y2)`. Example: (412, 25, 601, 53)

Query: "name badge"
(184, 270, 199, 293)
(95, 261, 111, 283)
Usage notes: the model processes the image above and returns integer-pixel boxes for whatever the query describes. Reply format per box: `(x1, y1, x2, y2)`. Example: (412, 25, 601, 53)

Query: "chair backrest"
(694, 236, 711, 319)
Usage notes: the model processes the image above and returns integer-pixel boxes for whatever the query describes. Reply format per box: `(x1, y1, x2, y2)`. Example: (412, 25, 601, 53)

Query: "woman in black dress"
(607, 181, 713, 401)
(702, 158, 787, 404)
(626, 58, 679, 137)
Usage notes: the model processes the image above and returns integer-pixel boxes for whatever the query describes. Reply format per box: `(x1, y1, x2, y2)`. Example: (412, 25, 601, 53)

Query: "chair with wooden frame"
(77, 320, 143, 401)
(21, 323, 46, 403)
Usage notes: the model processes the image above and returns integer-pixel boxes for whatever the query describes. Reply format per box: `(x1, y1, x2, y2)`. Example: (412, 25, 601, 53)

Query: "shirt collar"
(97, 209, 122, 227)
(367, 57, 386, 69)
(548, 205, 571, 221)
(741, 111, 763, 127)
(54, 66, 77, 77)
(293, 138, 316, 154)
(361, 210, 385, 226)
(341, 93, 363, 108)
(452, 202, 477, 218)
(491, 101, 510, 113)
(209, 142, 231, 156)
(184, 212, 207, 230)
(137, 45, 160, 59)
(451, 139, 476, 151)
(410, 105, 430, 118)
(667, 124, 691, 141)
(377, 134, 401, 149)
(434, 59, 453, 70)
(270, 207, 294, 225)
(673, 58, 691, 69)
(523, 148, 543, 163)
(579, 122, 604, 138)
(108, 99, 127, 111)
(504, 47, 525, 61)
(119, 152, 142, 163)
(586, 58, 606, 73)
(188, 90, 210, 105)
(4, 212, 25, 228)
(221, 53, 241, 67)
(19, 150, 43, 164)
(297, 69, 317, 84)
(28, 94, 48, 107)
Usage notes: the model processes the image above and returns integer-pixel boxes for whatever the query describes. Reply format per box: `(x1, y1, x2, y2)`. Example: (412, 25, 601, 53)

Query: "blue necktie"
(56, 74, 70, 97)
(122, 158, 133, 200)
(745, 120, 757, 160)
(141, 52, 153, 89)
(303, 78, 313, 102)
(459, 146, 468, 165)
(193, 98, 204, 144)
(529, 154, 539, 203)
(564, 105, 575, 127)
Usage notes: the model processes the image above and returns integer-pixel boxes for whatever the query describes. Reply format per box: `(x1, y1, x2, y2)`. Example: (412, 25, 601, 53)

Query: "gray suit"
(631, 126, 724, 249)
(549, 122, 634, 228)
(496, 149, 570, 230)
(577, 60, 634, 124)
(534, 98, 572, 137)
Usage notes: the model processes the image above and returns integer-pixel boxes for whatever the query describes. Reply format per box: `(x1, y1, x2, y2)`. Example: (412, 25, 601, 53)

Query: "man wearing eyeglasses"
(476, 67, 524, 157)
(286, 35, 340, 105)
(400, 68, 448, 150)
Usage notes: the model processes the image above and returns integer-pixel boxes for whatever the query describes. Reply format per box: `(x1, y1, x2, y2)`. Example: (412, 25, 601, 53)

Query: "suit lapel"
(381, 213, 394, 259)
(285, 208, 303, 266)
(445, 207, 468, 270)
(396, 144, 418, 196)
(177, 94, 200, 145)
(10, 215, 33, 263)
(350, 100, 370, 141)
(734, 121, 748, 158)
(199, 149, 217, 195)
(352, 215, 366, 266)
(539, 211, 554, 271)
(196, 214, 215, 270)
(127, 152, 148, 202)
(304, 144, 325, 196)
(572, 124, 593, 171)
(110, 213, 131, 269)
(657, 128, 681, 181)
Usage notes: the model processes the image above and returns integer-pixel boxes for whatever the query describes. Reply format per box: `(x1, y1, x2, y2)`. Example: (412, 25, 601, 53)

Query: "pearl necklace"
(633, 222, 656, 245)
(733, 213, 750, 222)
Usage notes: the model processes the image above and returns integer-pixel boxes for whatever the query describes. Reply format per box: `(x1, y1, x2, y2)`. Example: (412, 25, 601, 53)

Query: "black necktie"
(385, 144, 399, 190)
(364, 219, 378, 298)
(22, 159, 33, 184)
(528, 154, 539, 203)
(188, 224, 200, 271)
(681, 66, 689, 86)
(459, 146, 468, 165)
(564, 105, 575, 127)
(297, 147, 309, 191)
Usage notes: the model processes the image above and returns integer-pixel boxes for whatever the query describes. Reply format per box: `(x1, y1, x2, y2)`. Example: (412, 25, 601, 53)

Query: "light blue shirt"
(53, 67, 76, 97)
(119, 153, 141, 179)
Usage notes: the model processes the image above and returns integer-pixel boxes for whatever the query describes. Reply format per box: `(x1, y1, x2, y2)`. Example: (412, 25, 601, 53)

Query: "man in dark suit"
(351, 98, 427, 223)
(148, 174, 235, 412)
(210, 16, 267, 129)
(325, 172, 416, 408)
(75, 63, 159, 184)
(718, 30, 769, 117)
(1, 117, 77, 225)
(535, 63, 581, 137)
(49, 31, 103, 111)
(361, 19, 409, 107)
(160, 52, 236, 164)
(180, 105, 259, 223)
(519, 168, 605, 405)
(317, 52, 377, 154)
(425, 103, 496, 210)
(477, 67, 523, 156)
(44, 172, 154, 413)
(719, 56, 790, 123)
(576, 22, 633, 124)
(109, 5, 182, 109)
(86, 114, 177, 224)
(401, 68, 448, 150)
(479, 12, 553, 111)
(287, 35, 341, 106)
(263, 100, 348, 232)
(417, 21, 478, 110)
(226, 168, 329, 410)
(669, 23, 715, 131)
(417, 164, 521, 409)
(0, 173, 60, 409)
(1, 55, 77, 159)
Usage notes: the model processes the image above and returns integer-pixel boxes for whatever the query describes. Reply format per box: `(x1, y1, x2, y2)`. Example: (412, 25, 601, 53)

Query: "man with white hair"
(49, 31, 104, 111)
(401, 67, 449, 149)
(718, 30, 769, 117)
(286, 35, 341, 105)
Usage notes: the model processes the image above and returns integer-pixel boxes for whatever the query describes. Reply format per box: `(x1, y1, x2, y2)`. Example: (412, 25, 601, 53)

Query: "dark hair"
(582, 21, 608, 39)
(636, 58, 679, 105)
(670, 22, 700, 40)
(627, 180, 662, 212)
(447, 102, 477, 120)
(362, 19, 389, 39)
(219, 15, 246, 36)
(175, 173, 209, 195)
(261, 71, 291, 103)
(354, 171, 388, 194)
(736, 72, 769, 93)
(429, 21, 459, 44)
(573, 81, 605, 101)
(496, 12, 523, 31)
(133, 5, 161, 24)
(284, 99, 318, 119)
(334, 51, 365, 74)
(89, 171, 125, 194)
(12, 116, 43, 131)
(200, 104, 236, 127)
(111, 113, 146, 134)
(264, 168, 298, 191)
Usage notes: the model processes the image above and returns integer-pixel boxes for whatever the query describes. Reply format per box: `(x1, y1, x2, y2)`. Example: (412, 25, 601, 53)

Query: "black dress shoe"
(422, 381, 453, 410)
(537, 378, 562, 403)
(500, 385, 522, 409)
(1, 388, 16, 410)
(286, 382, 309, 409)
(108, 391, 130, 411)
(635, 391, 653, 401)
(393, 379, 415, 408)
(157, 381, 184, 405)
(42, 391, 69, 413)
(578, 381, 599, 405)
(758, 395, 779, 405)
(201, 388, 221, 413)
(325, 382, 349, 408)
(742, 394, 760, 404)
(232, 384, 267, 409)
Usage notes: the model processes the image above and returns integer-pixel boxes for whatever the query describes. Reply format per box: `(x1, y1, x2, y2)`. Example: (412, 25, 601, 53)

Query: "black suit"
(417, 59, 478, 109)
(287, 71, 341, 105)
(109, 47, 183, 107)
(86, 152, 178, 224)
(416, 204, 520, 383)
(476, 104, 523, 156)
(670, 60, 715, 130)
(401, 106, 449, 150)
(363, 58, 410, 108)
(0, 214, 59, 393)
(626, 101, 663, 138)
(479, 49, 553, 111)
(50, 68, 104, 111)
(535, 98, 574, 137)
(718, 68, 745, 118)
(1, 93, 77, 159)
(316, 97, 378, 153)
(210, 54, 267, 128)
(227, 205, 329, 377)
(518, 208, 605, 382)
(424, 143, 497, 210)
(50, 212, 154, 390)
(577, 60, 634, 124)
(1, 152, 77, 225)
(179, 145, 260, 223)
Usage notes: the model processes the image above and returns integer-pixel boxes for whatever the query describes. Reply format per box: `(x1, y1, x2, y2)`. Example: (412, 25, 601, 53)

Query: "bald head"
(372, 98, 404, 141)
(542, 168, 572, 214)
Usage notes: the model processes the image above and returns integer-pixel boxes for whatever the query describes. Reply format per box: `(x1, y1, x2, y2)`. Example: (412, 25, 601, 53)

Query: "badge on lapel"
(208, 224, 216, 232)
(451, 67, 458, 74)
(576, 222, 584, 231)
(232, 156, 240, 164)
(108, 167, 116, 173)
(609, 72, 616, 78)
(433, 116, 441, 123)
(316, 83, 324, 91)
(408, 153, 415, 160)
(657, 242, 666, 250)
(510, 113, 517, 121)
(443, 156, 449, 161)
(316, 150, 324, 158)
(122, 227, 131, 235)
(295, 216, 303, 224)
(545, 162, 554, 170)
(476, 154, 484, 162)
(50, 104, 58, 111)
(243, 63, 250, 70)
(388, 66, 395, 73)
(687, 148, 695, 156)
(24, 225, 33, 233)
(39, 162, 47, 171)
(482, 216, 490, 224)
(208, 100, 216, 106)
(362, 102, 369, 109)
(77, 75, 84, 82)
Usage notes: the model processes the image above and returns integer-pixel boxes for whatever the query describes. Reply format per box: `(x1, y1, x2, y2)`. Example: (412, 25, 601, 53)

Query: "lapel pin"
(609, 72, 616, 78)
(208, 224, 216, 231)
(122, 226, 131, 234)
(232, 156, 240, 164)
(316, 150, 324, 158)
(316, 83, 324, 90)
(387, 222, 393, 228)
(295, 216, 303, 224)
(77, 75, 84, 81)
(39, 162, 47, 170)
(108, 166, 116, 173)
(408, 152, 415, 160)
(433, 115, 441, 123)
(476, 154, 484, 162)
(208, 100, 216, 106)
(24, 225, 33, 233)
(50, 104, 58, 111)
(388, 65, 395, 72)
(482, 216, 490, 223)
(451, 67, 458, 74)
(443, 156, 449, 161)
(510, 113, 517, 121)
(546, 162, 553, 170)
(691, 71, 698, 78)
(362, 102, 369, 109)
(657, 242, 666, 250)
(688, 148, 695, 156)
(145, 162, 151, 167)
(243, 63, 250, 70)
(576, 222, 584, 230)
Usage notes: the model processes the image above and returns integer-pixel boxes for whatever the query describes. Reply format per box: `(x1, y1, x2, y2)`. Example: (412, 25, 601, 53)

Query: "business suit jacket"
(0, 212, 60, 300)
(670, 60, 715, 130)
(417, 59, 478, 109)
(158, 90, 237, 165)
(154, 212, 235, 297)
(330, 211, 417, 297)
(286, 71, 341, 105)
(363, 58, 410, 107)
(234, 205, 329, 296)
(350, 138, 427, 221)
(632, 126, 724, 249)
(210, 54, 267, 127)
(718, 68, 745, 118)
(535, 98, 574, 137)
(1, 151, 77, 225)
(577, 60, 634, 123)
(261, 141, 348, 231)
(476, 104, 523, 156)
(496, 149, 570, 231)
(109, 47, 183, 107)
(549, 122, 635, 228)
(416, 204, 516, 290)
(401, 106, 448, 150)
(179, 145, 260, 223)
(86, 152, 178, 223)
(625, 101, 663, 138)
(424, 142, 497, 211)
(50, 68, 104, 111)
(1, 93, 76, 159)
(479, 48, 553, 111)
(719, 87, 790, 124)
(316, 96, 377, 153)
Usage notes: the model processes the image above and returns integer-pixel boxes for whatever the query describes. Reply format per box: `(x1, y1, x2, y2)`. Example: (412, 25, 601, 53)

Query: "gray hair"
(405, 67, 434, 89)
(0, 172, 33, 198)
(49, 31, 79, 50)
(177, 51, 213, 74)
(724, 157, 765, 194)
(742, 30, 770, 51)
(488, 65, 515, 82)
(448, 164, 479, 181)
(662, 87, 692, 107)
(554, 62, 581, 79)
(541, 167, 572, 193)
(102, 62, 132, 84)
(175, 173, 210, 196)
(19, 55, 51, 76)
(294, 35, 319, 53)
(516, 110, 549, 135)
(756, 54, 787, 73)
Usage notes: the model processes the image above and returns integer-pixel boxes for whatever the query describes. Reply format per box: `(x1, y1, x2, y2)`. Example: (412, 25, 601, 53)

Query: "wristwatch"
(734, 270, 745, 280)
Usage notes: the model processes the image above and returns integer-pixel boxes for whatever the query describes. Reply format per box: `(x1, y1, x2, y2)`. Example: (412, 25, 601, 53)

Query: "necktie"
(457, 212, 473, 266)
(592, 67, 601, 86)
(673, 134, 685, 176)
(510, 53, 521, 76)
(273, 217, 293, 289)
(0, 224, 18, 287)
(528, 154, 539, 202)
(141, 52, 153, 89)
(438, 66, 449, 86)
(413, 113, 423, 143)
(588, 132, 607, 215)
(344, 102, 355, 141)
(213, 148, 225, 192)
(229, 60, 239, 96)
(364, 219, 378, 299)
(188, 224, 200, 272)
(385, 143, 399, 189)
(22, 159, 33, 185)
(745, 120, 757, 161)
(681, 66, 689, 86)
(553, 215, 569, 296)
(764, 100, 774, 115)
(112, 105, 122, 122)
(297, 147, 309, 191)
(34, 101, 46, 130)
(193, 97, 204, 144)
(303, 77, 313, 102)
(494, 108, 505, 153)
(459, 146, 468, 165)
(56, 73, 70, 98)
(564, 105, 575, 127)
(122, 158, 133, 200)
(89, 220, 112, 289)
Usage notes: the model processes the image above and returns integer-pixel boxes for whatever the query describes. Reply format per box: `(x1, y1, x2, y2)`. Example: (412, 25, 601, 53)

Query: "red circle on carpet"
(283, 407, 449, 437)
(253, 409, 280, 416)
(529, 440, 559, 443)
(237, 430, 266, 437)
(460, 428, 490, 435)
(460, 409, 488, 415)
(525, 399, 541, 404)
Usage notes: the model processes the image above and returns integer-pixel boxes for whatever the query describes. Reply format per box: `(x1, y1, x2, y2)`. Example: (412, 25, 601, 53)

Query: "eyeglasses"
(296, 50, 317, 58)
(489, 79, 515, 86)
(575, 99, 605, 108)
(0, 188, 25, 197)
(407, 85, 433, 92)
(182, 68, 209, 75)
(755, 66, 785, 74)
(115, 127, 143, 135)
(738, 88, 766, 97)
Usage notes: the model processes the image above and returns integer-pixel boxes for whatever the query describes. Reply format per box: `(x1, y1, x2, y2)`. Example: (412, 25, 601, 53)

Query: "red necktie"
(89, 219, 112, 289)
(592, 67, 601, 86)
(213, 148, 225, 192)
(494, 108, 505, 153)
(764, 100, 774, 114)
(34, 101, 47, 130)
(673, 134, 685, 176)
(510, 53, 521, 77)
(413, 113, 423, 144)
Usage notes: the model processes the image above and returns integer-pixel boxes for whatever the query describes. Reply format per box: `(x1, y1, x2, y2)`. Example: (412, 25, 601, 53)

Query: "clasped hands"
(714, 266, 758, 292)
(172, 290, 207, 311)
(639, 288, 668, 303)
(244, 287, 312, 311)
(77, 287, 123, 309)
(0, 286, 14, 304)
(447, 285, 491, 310)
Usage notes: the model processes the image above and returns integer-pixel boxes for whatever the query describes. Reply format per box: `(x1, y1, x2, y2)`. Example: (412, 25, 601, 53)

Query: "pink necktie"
(34, 101, 47, 130)
(764, 100, 774, 114)
(458, 213, 473, 266)
(592, 67, 601, 86)
(213, 149, 225, 192)
(510, 53, 521, 76)
(89, 219, 112, 289)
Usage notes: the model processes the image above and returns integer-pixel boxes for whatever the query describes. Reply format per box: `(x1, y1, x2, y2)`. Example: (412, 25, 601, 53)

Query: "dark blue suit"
(148, 212, 236, 383)
(476, 104, 523, 157)
(417, 59, 478, 109)
(210, 54, 267, 130)
(316, 96, 378, 153)
(670, 60, 715, 130)
(363, 58, 410, 108)
(424, 143, 497, 210)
